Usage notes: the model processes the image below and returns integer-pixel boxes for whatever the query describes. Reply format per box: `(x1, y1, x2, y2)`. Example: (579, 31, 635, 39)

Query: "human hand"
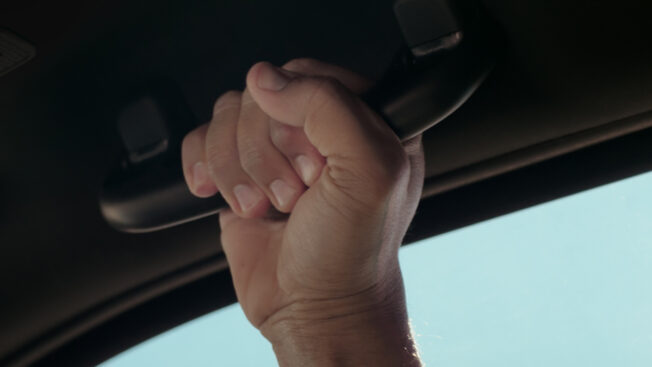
(182, 58, 424, 366)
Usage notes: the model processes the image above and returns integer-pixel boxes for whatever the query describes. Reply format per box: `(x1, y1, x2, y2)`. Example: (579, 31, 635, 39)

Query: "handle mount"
(100, 0, 502, 233)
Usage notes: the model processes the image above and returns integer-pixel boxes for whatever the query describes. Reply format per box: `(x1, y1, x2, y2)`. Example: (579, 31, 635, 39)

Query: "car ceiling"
(2, 0, 652, 364)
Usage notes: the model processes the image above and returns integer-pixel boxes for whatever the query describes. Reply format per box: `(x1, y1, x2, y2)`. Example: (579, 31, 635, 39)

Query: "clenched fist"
(182, 58, 424, 367)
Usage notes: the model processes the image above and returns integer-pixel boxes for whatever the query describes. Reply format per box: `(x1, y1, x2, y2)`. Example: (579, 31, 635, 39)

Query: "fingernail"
(234, 184, 263, 212)
(295, 155, 317, 184)
(192, 162, 216, 197)
(257, 65, 290, 91)
(270, 179, 297, 209)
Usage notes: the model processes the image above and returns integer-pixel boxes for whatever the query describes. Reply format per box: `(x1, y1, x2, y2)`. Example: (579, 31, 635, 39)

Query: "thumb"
(246, 61, 407, 205)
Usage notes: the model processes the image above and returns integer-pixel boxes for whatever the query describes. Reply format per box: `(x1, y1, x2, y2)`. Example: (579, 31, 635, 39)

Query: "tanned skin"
(182, 58, 424, 367)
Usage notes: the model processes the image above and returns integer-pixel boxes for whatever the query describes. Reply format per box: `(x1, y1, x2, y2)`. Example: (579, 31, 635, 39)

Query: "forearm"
(201, 59, 427, 367)
(261, 277, 422, 367)
(268, 310, 421, 367)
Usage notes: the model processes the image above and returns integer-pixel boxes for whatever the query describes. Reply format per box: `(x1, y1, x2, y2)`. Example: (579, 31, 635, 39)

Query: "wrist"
(260, 275, 422, 367)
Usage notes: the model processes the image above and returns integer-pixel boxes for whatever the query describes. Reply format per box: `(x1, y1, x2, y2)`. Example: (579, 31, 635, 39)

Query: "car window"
(101, 170, 652, 367)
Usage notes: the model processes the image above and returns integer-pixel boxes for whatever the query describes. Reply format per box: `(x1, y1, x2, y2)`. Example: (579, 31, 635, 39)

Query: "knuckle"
(239, 138, 267, 174)
(213, 90, 241, 117)
(314, 77, 344, 100)
(205, 140, 233, 176)
(270, 122, 295, 147)
(283, 57, 318, 71)
(181, 130, 198, 152)
(181, 124, 209, 165)
(306, 77, 347, 120)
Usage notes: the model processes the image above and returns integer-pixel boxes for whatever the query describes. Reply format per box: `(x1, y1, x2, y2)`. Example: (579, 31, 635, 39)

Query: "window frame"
(7, 124, 652, 367)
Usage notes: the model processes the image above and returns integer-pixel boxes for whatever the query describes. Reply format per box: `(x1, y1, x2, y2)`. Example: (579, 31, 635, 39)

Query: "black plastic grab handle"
(100, 0, 500, 233)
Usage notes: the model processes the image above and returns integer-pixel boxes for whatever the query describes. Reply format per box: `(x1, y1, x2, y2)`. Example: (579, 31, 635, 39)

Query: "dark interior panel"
(1, 0, 651, 363)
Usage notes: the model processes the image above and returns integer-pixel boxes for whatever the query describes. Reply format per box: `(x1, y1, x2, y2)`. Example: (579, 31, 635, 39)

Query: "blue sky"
(102, 170, 652, 366)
